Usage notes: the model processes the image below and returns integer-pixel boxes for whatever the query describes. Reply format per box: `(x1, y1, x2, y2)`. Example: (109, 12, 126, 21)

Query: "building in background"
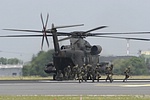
(0, 64, 23, 76)
(140, 50, 150, 57)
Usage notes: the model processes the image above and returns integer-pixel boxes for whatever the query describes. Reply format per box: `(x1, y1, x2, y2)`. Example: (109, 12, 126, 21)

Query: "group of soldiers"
(55, 63, 131, 83)
(56, 63, 102, 82)
(77, 63, 119, 83)
(77, 63, 102, 83)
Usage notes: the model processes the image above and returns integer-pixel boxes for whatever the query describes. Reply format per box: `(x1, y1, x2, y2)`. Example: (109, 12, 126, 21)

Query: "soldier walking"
(109, 64, 114, 82)
(72, 64, 78, 80)
(78, 64, 87, 83)
(63, 65, 71, 80)
(105, 64, 113, 83)
(81, 64, 87, 82)
(56, 70, 63, 81)
(123, 67, 131, 82)
(78, 66, 82, 83)
(87, 64, 95, 82)
(95, 63, 101, 82)
(63, 67, 68, 80)
(105, 66, 110, 82)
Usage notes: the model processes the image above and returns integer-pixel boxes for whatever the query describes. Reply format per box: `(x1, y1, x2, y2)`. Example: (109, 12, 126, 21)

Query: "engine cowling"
(44, 63, 56, 73)
(90, 45, 102, 55)
(60, 45, 70, 50)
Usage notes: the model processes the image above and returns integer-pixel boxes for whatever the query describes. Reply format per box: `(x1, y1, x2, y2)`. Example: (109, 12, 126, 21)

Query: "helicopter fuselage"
(45, 31, 102, 80)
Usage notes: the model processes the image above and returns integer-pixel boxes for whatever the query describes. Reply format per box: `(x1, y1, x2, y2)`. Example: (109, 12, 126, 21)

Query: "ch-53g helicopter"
(2, 14, 150, 80)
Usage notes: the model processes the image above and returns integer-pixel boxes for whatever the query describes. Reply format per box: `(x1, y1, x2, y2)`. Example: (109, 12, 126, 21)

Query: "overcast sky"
(1, 0, 150, 62)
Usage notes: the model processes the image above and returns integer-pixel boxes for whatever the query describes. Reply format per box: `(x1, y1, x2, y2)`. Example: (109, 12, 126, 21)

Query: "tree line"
(0, 57, 22, 65)
(1, 50, 149, 76)
(113, 56, 149, 75)
(21, 49, 150, 76)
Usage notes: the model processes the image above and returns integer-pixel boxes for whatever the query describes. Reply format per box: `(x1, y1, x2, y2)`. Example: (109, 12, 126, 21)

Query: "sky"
(1, 0, 150, 62)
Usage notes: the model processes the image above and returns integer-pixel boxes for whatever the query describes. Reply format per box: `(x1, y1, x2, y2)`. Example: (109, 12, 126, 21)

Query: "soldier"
(67, 65, 72, 79)
(105, 66, 109, 82)
(56, 70, 63, 81)
(95, 63, 101, 82)
(78, 66, 82, 83)
(109, 64, 114, 82)
(105, 64, 113, 83)
(72, 64, 78, 80)
(123, 67, 131, 82)
(87, 64, 95, 82)
(81, 64, 87, 82)
(64, 65, 72, 80)
(63, 67, 68, 79)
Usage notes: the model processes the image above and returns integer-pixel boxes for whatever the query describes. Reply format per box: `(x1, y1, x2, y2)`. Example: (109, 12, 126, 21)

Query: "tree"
(22, 49, 54, 77)
(113, 56, 149, 75)
(0, 57, 22, 65)
(113, 59, 126, 75)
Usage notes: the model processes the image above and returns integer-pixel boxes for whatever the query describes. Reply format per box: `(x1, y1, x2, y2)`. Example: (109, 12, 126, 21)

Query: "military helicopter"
(2, 13, 150, 80)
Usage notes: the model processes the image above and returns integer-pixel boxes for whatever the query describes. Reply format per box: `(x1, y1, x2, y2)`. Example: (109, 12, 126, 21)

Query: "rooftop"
(0, 65, 23, 69)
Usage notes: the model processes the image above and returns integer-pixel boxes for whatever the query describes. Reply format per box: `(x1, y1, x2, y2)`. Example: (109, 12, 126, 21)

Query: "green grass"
(0, 95, 150, 100)
(0, 76, 52, 80)
(101, 75, 150, 80)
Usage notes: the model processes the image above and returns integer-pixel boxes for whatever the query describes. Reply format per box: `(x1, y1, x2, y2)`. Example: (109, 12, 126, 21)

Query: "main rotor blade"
(45, 34, 49, 47)
(3, 29, 43, 33)
(44, 14, 50, 48)
(55, 24, 84, 29)
(83, 26, 107, 34)
(40, 13, 50, 49)
(89, 32, 150, 36)
(3, 29, 71, 36)
(41, 35, 44, 49)
(0, 34, 53, 37)
(93, 35, 150, 41)
(57, 32, 72, 36)
(58, 36, 71, 42)
(45, 13, 49, 29)
(41, 13, 45, 30)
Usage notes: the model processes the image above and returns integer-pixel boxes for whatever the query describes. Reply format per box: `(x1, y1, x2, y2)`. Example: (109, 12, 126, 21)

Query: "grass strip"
(0, 95, 150, 100)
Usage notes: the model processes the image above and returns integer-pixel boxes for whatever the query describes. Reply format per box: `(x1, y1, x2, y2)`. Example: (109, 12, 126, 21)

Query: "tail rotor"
(40, 13, 50, 50)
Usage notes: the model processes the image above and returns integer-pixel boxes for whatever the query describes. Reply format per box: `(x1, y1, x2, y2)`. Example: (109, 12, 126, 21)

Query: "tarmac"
(0, 79, 150, 95)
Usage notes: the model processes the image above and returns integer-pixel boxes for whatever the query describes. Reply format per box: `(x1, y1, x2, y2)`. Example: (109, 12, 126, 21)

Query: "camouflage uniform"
(78, 66, 82, 83)
(105, 64, 113, 83)
(123, 67, 130, 82)
(105, 67, 110, 82)
(95, 64, 101, 82)
(72, 64, 78, 80)
(63, 67, 68, 79)
(81, 64, 87, 82)
(109, 64, 114, 82)
(56, 70, 63, 81)
(64, 65, 71, 80)
(67, 66, 72, 79)
(87, 64, 95, 82)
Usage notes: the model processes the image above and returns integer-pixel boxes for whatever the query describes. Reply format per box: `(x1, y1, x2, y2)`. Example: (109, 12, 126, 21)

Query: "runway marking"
(96, 84, 150, 87)
(121, 84, 150, 87)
